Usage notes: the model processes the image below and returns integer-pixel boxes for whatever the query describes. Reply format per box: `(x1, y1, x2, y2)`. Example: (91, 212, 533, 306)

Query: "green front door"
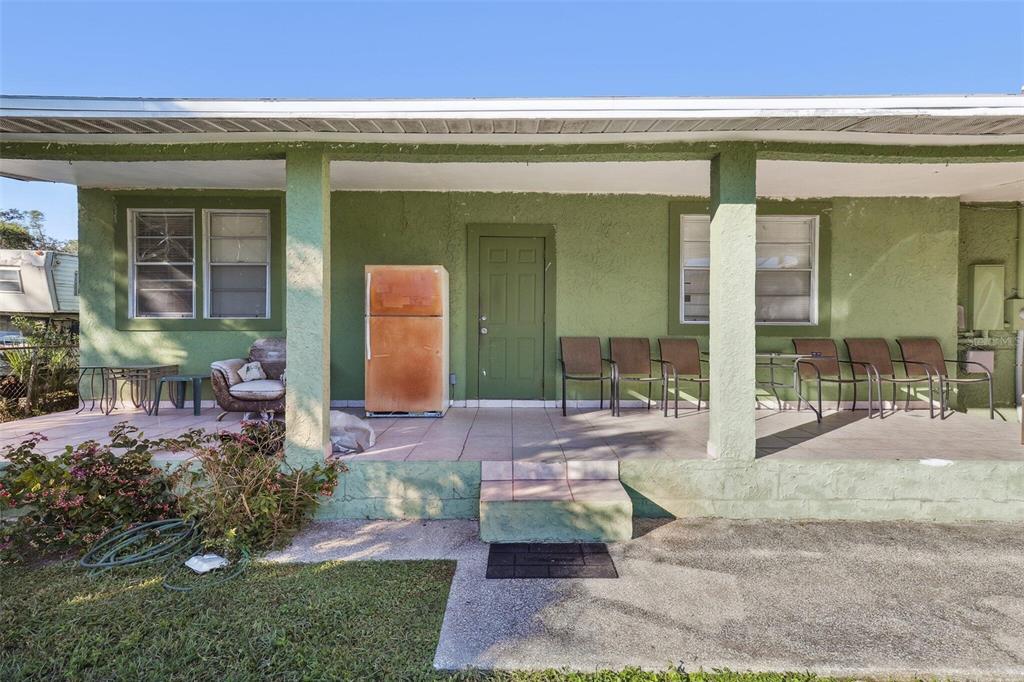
(477, 236, 546, 399)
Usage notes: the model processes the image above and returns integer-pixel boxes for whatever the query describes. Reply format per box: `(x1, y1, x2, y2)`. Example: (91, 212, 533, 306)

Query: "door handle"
(480, 327, 488, 335)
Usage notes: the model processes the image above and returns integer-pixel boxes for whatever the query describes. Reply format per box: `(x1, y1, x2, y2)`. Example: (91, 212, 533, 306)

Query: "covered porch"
(2, 403, 1019, 465)
(1, 94, 1022, 531)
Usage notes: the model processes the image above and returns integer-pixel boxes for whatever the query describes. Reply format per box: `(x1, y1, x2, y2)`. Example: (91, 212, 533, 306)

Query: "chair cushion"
(239, 361, 267, 382)
(211, 359, 246, 386)
(228, 379, 285, 401)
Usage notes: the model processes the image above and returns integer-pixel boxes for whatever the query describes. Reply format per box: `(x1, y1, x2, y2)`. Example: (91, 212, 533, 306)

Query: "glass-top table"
(77, 364, 179, 415)
(755, 352, 820, 420)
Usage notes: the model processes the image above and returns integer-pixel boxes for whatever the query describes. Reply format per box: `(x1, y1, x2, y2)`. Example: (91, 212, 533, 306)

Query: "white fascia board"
(3, 130, 1024, 147)
(2, 94, 1022, 120)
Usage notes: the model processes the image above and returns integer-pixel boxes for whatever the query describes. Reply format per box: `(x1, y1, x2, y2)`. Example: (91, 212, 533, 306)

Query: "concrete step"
(479, 477, 633, 543)
(481, 460, 619, 481)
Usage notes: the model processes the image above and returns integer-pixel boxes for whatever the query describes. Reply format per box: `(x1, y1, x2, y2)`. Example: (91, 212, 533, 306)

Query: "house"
(0, 249, 79, 335)
(0, 94, 1022, 540)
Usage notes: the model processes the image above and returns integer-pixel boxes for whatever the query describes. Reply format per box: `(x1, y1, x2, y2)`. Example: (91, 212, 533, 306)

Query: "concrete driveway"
(265, 517, 1024, 680)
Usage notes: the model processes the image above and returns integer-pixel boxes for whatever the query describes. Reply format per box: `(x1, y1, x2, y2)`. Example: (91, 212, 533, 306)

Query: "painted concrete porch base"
(322, 458, 1023, 525)
(479, 496, 633, 543)
(316, 460, 480, 520)
(621, 459, 1024, 523)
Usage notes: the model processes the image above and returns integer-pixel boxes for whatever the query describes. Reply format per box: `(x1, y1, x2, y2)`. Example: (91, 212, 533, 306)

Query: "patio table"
(755, 352, 820, 420)
(76, 365, 110, 414)
(75, 364, 179, 416)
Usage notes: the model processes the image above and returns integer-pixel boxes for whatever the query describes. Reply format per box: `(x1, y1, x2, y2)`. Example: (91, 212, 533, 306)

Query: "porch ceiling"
(1, 158, 1021, 201)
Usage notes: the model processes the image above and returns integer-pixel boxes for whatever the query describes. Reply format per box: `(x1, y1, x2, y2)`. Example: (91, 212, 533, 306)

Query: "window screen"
(680, 215, 818, 324)
(206, 211, 270, 319)
(0, 268, 23, 293)
(131, 210, 195, 318)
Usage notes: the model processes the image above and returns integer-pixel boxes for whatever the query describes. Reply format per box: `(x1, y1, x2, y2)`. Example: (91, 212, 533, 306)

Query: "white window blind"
(205, 210, 270, 319)
(680, 215, 818, 324)
(131, 210, 195, 318)
(0, 268, 24, 293)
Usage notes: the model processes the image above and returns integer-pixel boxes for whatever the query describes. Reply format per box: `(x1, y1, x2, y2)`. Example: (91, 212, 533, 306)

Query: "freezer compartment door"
(365, 265, 448, 317)
(365, 316, 448, 413)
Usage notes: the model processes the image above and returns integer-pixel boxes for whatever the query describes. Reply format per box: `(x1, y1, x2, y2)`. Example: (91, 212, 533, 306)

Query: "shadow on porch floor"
(344, 406, 1022, 463)
(0, 405, 1018, 463)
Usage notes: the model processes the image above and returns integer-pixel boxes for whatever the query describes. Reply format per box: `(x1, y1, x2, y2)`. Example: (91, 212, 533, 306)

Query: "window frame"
(202, 208, 272, 320)
(0, 267, 25, 294)
(127, 208, 197, 320)
(679, 210, 823, 327)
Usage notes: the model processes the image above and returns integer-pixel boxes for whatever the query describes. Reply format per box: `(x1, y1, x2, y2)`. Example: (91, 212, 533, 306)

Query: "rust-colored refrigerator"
(364, 265, 450, 416)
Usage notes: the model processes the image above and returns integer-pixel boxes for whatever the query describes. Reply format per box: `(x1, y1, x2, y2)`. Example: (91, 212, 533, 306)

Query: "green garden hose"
(79, 518, 247, 591)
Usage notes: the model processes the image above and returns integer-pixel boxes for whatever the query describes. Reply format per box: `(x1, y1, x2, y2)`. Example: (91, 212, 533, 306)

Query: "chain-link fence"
(0, 344, 80, 421)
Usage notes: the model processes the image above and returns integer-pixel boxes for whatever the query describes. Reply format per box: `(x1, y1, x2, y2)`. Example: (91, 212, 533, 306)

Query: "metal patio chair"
(559, 337, 618, 416)
(897, 337, 995, 420)
(844, 338, 936, 419)
(793, 338, 876, 419)
(657, 337, 708, 418)
(609, 337, 671, 417)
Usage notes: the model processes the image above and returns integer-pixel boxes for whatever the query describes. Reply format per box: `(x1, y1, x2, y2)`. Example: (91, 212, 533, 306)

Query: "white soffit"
(1, 94, 1023, 144)
(757, 160, 1024, 201)
(0, 158, 1021, 201)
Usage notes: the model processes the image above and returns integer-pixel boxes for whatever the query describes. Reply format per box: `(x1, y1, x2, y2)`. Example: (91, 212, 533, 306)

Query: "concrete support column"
(284, 149, 331, 466)
(707, 144, 757, 460)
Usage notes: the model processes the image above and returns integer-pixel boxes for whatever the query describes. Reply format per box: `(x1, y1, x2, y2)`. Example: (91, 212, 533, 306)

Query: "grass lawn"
(2, 560, 832, 682)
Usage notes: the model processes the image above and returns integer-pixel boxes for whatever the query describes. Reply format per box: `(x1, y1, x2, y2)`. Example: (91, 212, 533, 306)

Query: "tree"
(0, 209, 74, 252)
(0, 221, 34, 249)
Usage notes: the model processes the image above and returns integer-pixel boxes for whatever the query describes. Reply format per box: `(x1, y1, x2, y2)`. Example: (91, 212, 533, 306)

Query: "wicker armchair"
(210, 337, 286, 420)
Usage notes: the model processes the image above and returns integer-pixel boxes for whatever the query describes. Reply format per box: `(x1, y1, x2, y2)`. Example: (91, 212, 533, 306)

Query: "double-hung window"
(204, 210, 270, 319)
(0, 268, 24, 293)
(680, 215, 819, 325)
(130, 209, 195, 318)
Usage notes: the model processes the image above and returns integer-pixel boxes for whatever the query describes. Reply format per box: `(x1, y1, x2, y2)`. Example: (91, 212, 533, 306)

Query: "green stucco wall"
(958, 203, 1020, 408)
(80, 190, 970, 403)
(78, 189, 284, 382)
(328, 192, 960, 402)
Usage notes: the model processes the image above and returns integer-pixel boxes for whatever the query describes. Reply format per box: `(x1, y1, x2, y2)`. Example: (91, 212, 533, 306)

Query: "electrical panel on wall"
(969, 264, 1005, 331)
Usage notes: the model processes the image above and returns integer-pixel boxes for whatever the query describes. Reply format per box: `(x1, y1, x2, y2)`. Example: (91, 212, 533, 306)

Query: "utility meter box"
(969, 264, 1005, 331)
(1007, 298, 1024, 330)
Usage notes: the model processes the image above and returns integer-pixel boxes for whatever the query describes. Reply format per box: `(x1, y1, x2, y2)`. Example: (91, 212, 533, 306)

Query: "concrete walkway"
(265, 518, 1024, 680)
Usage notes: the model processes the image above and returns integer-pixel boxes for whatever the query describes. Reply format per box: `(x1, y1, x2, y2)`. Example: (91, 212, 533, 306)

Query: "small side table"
(153, 374, 208, 416)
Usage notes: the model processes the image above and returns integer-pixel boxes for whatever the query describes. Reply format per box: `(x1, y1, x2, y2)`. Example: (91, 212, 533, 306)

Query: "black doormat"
(485, 542, 618, 579)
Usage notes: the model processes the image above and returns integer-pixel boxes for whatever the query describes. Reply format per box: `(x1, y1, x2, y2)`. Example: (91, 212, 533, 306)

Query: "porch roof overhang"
(2, 94, 1022, 201)
(2, 94, 1023, 145)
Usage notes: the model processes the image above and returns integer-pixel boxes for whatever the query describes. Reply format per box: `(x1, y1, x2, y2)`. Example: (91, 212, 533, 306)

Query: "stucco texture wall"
(78, 190, 279, 380)
(958, 203, 1020, 407)
(328, 192, 961, 401)
(80, 190, 966, 403)
(329, 192, 670, 401)
(829, 197, 960, 354)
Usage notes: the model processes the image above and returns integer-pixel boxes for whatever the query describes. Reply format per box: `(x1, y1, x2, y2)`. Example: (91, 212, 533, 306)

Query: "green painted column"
(707, 144, 757, 460)
(77, 190, 117, 368)
(284, 149, 331, 466)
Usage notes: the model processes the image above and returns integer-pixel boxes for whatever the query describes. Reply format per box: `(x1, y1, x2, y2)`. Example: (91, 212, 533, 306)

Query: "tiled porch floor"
(0, 405, 1019, 463)
(351, 406, 1022, 463)
(0, 406, 243, 460)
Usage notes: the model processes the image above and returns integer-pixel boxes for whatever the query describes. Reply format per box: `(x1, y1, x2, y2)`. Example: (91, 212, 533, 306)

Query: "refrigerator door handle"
(365, 316, 372, 361)
(365, 272, 371, 313)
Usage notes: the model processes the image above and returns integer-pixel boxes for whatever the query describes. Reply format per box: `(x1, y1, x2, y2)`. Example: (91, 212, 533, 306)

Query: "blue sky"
(1, 0, 1022, 240)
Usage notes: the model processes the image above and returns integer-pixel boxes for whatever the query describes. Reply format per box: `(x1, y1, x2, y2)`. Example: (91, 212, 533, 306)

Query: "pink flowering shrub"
(169, 420, 342, 553)
(0, 424, 179, 561)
